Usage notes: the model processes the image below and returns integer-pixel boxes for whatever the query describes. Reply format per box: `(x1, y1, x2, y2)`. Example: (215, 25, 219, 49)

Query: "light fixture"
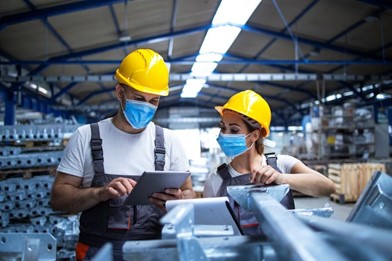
(119, 34, 131, 42)
(376, 93, 391, 100)
(181, 79, 206, 98)
(180, 0, 262, 98)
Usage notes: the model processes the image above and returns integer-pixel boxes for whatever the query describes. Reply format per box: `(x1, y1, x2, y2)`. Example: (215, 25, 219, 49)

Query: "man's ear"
(115, 84, 123, 101)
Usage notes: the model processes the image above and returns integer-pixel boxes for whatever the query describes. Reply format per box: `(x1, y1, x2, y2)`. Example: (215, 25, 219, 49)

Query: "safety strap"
(264, 152, 295, 209)
(90, 123, 105, 176)
(154, 125, 165, 171)
(89, 124, 166, 175)
(264, 152, 282, 172)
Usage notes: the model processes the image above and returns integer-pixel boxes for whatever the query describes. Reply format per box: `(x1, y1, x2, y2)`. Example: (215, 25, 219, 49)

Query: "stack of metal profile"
(0, 123, 81, 260)
(0, 175, 80, 260)
(0, 123, 80, 170)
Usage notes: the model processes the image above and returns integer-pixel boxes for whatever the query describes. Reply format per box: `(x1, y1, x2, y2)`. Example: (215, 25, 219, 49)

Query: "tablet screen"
(123, 171, 191, 205)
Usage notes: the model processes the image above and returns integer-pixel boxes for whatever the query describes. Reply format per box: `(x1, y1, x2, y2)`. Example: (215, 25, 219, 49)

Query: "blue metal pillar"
(4, 90, 16, 125)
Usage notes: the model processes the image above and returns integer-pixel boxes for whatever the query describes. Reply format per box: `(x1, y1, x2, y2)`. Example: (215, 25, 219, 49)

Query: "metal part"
(92, 243, 113, 261)
(228, 184, 334, 218)
(0, 233, 57, 261)
(250, 193, 345, 261)
(227, 184, 290, 211)
(123, 195, 343, 261)
(0, 151, 63, 169)
(299, 215, 392, 260)
(0, 123, 79, 142)
(289, 206, 334, 218)
(123, 235, 265, 261)
(346, 171, 392, 229)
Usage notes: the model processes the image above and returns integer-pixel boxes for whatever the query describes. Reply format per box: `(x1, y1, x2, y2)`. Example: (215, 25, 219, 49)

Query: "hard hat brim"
(215, 106, 224, 116)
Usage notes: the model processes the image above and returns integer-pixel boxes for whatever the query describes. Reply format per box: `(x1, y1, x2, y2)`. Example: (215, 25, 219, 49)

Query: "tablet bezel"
(123, 171, 191, 205)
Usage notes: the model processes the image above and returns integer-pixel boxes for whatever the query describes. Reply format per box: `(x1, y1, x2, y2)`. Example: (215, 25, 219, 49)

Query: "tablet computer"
(124, 171, 191, 205)
(166, 197, 244, 235)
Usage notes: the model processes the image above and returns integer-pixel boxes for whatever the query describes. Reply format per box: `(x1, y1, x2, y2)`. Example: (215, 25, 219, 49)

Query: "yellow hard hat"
(115, 48, 169, 96)
(215, 90, 271, 137)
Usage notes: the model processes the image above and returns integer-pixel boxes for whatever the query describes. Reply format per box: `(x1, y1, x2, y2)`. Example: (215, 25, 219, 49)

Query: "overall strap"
(154, 125, 165, 171)
(265, 152, 295, 209)
(264, 152, 282, 172)
(90, 123, 105, 176)
(216, 163, 231, 180)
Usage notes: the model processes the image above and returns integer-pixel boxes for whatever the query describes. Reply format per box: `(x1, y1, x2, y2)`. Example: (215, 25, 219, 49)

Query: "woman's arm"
(252, 160, 335, 197)
(281, 161, 336, 196)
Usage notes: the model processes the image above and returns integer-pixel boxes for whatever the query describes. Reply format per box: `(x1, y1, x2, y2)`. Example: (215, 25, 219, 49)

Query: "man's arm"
(50, 171, 136, 214)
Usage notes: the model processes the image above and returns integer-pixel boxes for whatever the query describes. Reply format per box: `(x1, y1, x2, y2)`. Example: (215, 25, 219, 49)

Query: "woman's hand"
(250, 165, 283, 185)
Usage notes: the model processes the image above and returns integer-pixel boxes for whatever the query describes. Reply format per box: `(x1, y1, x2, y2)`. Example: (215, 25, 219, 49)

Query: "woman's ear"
(251, 129, 261, 142)
(260, 128, 267, 138)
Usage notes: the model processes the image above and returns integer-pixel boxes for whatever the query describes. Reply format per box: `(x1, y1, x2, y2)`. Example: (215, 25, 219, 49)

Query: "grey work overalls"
(78, 123, 166, 252)
(216, 153, 295, 235)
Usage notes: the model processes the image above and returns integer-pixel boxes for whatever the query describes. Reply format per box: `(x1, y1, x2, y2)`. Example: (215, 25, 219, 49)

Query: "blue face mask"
(216, 132, 253, 157)
(122, 99, 157, 129)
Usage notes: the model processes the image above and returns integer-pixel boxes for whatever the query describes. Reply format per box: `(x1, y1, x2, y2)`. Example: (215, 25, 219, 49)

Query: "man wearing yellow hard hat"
(51, 49, 196, 260)
(203, 90, 335, 235)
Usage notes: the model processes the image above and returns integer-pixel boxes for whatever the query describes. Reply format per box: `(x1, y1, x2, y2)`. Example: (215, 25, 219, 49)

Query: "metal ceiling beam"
(2, 73, 392, 83)
(50, 82, 77, 102)
(235, 0, 319, 74)
(356, 0, 392, 9)
(23, 24, 213, 76)
(168, 0, 178, 59)
(254, 81, 317, 99)
(13, 20, 388, 75)
(242, 23, 386, 61)
(0, 0, 124, 30)
(3, 59, 392, 66)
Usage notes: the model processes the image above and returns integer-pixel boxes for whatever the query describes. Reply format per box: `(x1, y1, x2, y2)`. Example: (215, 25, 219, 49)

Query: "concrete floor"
(294, 196, 356, 221)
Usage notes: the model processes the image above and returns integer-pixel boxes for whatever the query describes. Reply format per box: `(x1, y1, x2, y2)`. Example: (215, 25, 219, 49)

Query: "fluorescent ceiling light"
(376, 93, 391, 100)
(325, 95, 336, 102)
(38, 86, 48, 95)
(181, 79, 206, 98)
(191, 62, 218, 76)
(199, 26, 241, 55)
(212, 0, 261, 25)
(180, 0, 261, 98)
(196, 53, 223, 62)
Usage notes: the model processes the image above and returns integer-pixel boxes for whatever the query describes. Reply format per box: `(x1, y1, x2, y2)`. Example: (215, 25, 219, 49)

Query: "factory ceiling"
(0, 0, 392, 128)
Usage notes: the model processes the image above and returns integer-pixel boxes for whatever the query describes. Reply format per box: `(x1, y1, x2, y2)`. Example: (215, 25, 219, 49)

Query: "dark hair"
(242, 116, 264, 155)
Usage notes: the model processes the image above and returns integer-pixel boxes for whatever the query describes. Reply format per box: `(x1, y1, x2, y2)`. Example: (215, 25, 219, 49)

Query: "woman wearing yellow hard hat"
(203, 90, 335, 235)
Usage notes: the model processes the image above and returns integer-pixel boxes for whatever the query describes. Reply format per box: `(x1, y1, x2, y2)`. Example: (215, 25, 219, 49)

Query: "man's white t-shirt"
(57, 118, 189, 188)
(203, 154, 299, 197)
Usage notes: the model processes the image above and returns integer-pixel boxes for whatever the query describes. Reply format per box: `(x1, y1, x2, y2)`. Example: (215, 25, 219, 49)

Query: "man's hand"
(149, 188, 183, 211)
(97, 177, 137, 201)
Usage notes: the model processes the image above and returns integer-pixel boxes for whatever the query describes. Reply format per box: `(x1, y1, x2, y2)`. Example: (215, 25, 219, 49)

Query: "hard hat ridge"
(115, 48, 169, 96)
